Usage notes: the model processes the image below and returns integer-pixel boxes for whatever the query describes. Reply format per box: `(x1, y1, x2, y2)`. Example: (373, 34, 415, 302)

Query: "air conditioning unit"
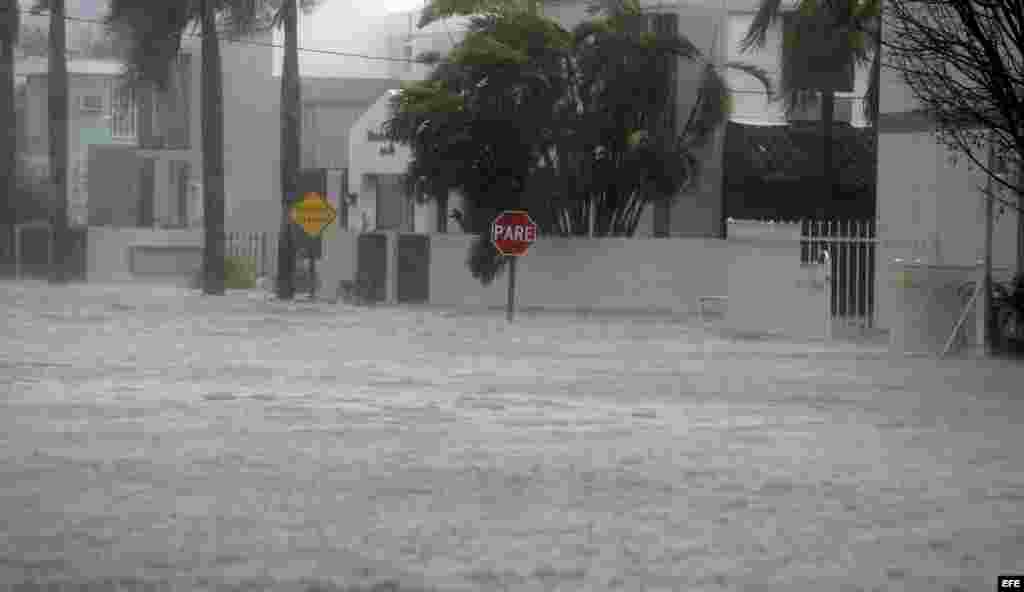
(77, 94, 104, 114)
(787, 95, 854, 124)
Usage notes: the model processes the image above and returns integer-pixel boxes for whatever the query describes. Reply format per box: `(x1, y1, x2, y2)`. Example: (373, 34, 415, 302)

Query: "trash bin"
(888, 260, 980, 356)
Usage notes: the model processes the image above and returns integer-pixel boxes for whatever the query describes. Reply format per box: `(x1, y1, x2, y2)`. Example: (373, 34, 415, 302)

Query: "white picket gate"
(801, 219, 879, 335)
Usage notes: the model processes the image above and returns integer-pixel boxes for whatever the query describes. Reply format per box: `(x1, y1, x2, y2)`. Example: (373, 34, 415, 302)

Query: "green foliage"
(387, 0, 770, 284)
(224, 255, 256, 289)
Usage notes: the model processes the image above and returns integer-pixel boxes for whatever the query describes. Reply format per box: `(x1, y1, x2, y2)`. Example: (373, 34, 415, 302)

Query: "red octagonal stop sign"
(492, 210, 538, 256)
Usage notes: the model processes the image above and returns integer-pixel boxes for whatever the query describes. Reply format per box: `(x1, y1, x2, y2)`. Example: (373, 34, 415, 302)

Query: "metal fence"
(225, 231, 277, 277)
(801, 219, 878, 329)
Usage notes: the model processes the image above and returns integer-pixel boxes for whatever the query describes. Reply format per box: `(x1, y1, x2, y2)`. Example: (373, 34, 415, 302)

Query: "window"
(108, 79, 137, 139)
(78, 94, 104, 114)
(403, 44, 413, 73)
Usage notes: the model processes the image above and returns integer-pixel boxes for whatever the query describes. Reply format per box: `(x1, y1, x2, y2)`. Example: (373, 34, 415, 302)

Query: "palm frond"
(683, 64, 730, 147)
(863, 47, 879, 125)
(739, 0, 786, 52)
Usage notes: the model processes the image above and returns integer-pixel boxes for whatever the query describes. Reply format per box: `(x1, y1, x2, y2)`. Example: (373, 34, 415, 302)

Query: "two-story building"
(77, 22, 398, 237)
(16, 57, 140, 227)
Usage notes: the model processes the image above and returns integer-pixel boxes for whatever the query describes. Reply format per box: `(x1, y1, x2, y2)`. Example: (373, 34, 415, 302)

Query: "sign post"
(290, 192, 337, 298)
(507, 257, 517, 322)
(492, 210, 538, 322)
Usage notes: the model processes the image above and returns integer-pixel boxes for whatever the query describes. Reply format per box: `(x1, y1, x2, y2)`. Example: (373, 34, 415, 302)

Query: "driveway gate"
(356, 232, 388, 303)
(801, 219, 877, 332)
(397, 234, 429, 304)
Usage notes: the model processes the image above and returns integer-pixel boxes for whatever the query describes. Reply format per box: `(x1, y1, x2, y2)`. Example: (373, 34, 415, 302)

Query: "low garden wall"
(87, 227, 203, 285)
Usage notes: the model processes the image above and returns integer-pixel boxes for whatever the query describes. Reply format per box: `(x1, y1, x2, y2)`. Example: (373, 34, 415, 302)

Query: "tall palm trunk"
(275, 0, 299, 300)
(1, 0, 17, 238)
(47, 0, 68, 284)
(200, 0, 225, 295)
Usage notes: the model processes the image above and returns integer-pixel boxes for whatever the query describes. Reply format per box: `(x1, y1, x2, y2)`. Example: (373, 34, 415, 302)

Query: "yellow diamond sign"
(290, 192, 337, 237)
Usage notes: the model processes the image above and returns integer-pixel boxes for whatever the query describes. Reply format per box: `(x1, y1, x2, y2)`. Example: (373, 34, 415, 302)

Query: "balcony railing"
(107, 80, 137, 139)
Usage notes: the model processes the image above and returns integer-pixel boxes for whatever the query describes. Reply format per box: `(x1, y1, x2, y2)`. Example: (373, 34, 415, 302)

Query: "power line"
(16, 7, 438, 64)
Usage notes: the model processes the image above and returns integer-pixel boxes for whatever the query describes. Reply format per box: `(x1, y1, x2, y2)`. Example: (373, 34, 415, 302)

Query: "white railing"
(107, 79, 137, 139)
(801, 219, 878, 330)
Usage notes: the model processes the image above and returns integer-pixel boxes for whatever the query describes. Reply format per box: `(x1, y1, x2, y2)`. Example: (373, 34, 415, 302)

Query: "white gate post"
(823, 248, 832, 340)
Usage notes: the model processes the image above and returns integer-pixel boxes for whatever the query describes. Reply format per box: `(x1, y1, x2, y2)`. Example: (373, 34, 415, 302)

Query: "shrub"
(224, 255, 256, 289)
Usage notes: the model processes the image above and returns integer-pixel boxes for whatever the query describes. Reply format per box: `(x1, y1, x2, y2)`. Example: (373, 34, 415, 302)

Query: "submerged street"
(1, 281, 1022, 591)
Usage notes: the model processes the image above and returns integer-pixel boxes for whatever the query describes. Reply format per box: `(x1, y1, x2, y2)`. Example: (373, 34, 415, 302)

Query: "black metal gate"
(357, 232, 388, 303)
(66, 227, 87, 281)
(19, 225, 51, 279)
(397, 234, 429, 304)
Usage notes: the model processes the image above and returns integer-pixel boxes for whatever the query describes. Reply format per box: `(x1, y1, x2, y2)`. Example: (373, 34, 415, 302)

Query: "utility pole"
(983, 135, 996, 355)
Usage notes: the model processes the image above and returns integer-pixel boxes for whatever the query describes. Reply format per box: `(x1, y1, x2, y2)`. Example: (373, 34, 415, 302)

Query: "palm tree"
(109, 0, 318, 298)
(47, 0, 69, 284)
(1, 0, 18, 242)
(739, 0, 880, 219)
(108, 0, 284, 295)
(389, 0, 771, 282)
(272, 0, 321, 301)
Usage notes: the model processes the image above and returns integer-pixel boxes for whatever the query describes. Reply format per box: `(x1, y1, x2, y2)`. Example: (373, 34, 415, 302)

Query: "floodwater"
(1, 281, 1022, 591)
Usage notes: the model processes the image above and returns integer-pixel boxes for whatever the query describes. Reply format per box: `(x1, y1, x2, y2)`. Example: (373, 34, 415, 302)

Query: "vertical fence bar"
(843, 219, 850, 320)
(857, 220, 863, 322)
(835, 220, 841, 319)
(844, 219, 851, 321)
(801, 219, 807, 262)
(862, 220, 868, 321)
(834, 220, 840, 319)
(830, 219, 837, 318)
(836, 220, 842, 319)
(819, 220, 826, 315)
(853, 220, 859, 321)
(816, 219, 823, 266)
(869, 219, 876, 327)
(854, 219, 862, 323)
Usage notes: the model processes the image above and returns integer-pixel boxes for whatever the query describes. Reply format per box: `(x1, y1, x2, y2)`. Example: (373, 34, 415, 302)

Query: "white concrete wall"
(317, 228, 360, 300)
(349, 91, 412, 231)
(349, 92, 410, 194)
(725, 236, 830, 339)
(86, 227, 203, 284)
(875, 130, 1020, 333)
(424, 221, 831, 337)
(871, 30, 1021, 333)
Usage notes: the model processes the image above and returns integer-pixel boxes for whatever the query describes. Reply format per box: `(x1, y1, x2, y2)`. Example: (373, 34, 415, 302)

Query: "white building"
(725, 0, 870, 128)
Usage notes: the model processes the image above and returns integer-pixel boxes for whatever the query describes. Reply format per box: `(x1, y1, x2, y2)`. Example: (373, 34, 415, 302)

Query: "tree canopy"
(384, 0, 771, 284)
